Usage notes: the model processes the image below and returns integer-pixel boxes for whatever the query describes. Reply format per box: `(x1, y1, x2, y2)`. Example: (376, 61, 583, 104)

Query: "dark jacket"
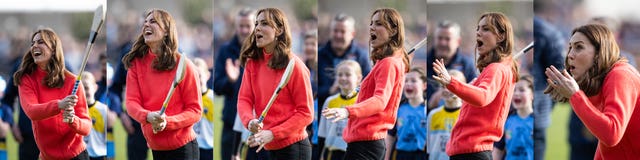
(317, 40, 371, 109)
(426, 48, 477, 100)
(213, 35, 244, 124)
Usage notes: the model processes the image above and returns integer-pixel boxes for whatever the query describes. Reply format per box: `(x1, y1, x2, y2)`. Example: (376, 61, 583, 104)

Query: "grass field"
(5, 97, 566, 160)
(545, 102, 571, 160)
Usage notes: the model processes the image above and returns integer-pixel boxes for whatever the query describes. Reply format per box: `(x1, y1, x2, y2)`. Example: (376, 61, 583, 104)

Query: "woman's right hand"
(58, 95, 78, 110)
(432, 59, 452, 86)
(248, 119, 263, 133)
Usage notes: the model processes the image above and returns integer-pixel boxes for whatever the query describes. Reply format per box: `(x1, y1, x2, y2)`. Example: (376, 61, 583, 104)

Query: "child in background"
(493, 75, 534, 160)
(193, 58, 214, 160)
(386, 67, 428, 160)
(82, 71, 111, 160)
(318, 60, 362, 160)
(427, 70, 466, 160)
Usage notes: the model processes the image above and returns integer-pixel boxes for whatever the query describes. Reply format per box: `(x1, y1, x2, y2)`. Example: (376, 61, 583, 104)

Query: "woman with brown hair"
(431, 12, 519, 160)
(322, 8, 410, 159)
(15, 28, 92, 159)
(122, 9, 202, 159)
(545, 24, 640, 159)
(237, 7, 314, 159)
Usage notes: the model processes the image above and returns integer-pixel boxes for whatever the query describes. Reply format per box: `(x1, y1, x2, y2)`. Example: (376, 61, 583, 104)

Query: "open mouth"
(256, 34, 264, 40)
(33, 51, 42, 56)
(405, 88, 415, 94)
(477, 40, 484, 48)
(513, 98, 522, 104)
(370, 34, 377, 41)
(569, 65, 576, 73)
(144, 29, 153, 36)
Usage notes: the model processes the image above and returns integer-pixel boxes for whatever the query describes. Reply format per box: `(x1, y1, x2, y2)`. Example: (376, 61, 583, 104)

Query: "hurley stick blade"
(65, 4, 106, 123)
(407, 37, 427, 55)
(258, 58, 296, 123)
(159, 54, 188, 115)
(514, 41, 534, 59)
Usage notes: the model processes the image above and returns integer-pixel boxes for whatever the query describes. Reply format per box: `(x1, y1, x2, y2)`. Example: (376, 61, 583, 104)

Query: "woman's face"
(369, 12, 391, 49)
(512, 80, 533, 110)
(254, 12, 278, 52)
(335, 64, 360, 95)
(567, 32, 596, 80)
(31, 33, 53, 69)
(476, 17, 500, 56)
(403, 71, 426, 99)
(142, 13, 167, 46)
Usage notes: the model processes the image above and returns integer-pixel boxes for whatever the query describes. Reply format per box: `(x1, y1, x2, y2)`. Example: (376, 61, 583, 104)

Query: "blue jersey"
(503, 114, 534, 160)
(395, 102, 427, 151)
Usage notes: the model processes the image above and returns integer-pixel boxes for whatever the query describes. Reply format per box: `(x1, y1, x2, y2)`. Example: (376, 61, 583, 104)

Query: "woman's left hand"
(545, 65, 580, 99)
(248, 130, 274, 152)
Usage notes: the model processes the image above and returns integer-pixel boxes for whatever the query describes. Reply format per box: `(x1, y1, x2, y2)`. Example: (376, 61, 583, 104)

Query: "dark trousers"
(270, 138, 312, 160)
(450, 150, 492, 160)
(245, 144, 271, 160)
(152, 140, 199, 160)
(395, 150, 427, 160)
(221, 122, 238, 160)
(18, 134, 39, 160)
(322, 149, 345, 160)
(70, 150, 89, 160)
(344, 139, 386, 160)
(570, 142, 597, 160)
(199, 148, 213, 160)
(534, 127, 547, 160)
(127, 120, 148, 160)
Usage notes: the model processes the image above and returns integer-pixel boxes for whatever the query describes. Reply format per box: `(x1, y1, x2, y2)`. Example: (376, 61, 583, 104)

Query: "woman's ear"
(497, 33, 505, 43)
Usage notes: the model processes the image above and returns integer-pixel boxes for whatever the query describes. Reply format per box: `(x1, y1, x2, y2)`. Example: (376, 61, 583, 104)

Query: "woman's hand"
(545, 65, 579, 99)
(248, 119, 263, 133)
(322, 108, 349, 122)
(62, 107, 75, 124)
(248, 130, 274, 152)
(58, 95, 78, 110)
(432, 59, 452, 86)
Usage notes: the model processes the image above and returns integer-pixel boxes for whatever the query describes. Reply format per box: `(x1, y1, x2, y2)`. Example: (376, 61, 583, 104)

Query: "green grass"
(545, 102, 571, 160)
(5, 95, 224, 160)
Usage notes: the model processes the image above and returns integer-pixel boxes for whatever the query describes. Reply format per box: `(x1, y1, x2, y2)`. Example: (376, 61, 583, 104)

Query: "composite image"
(0, 0, 639, 159)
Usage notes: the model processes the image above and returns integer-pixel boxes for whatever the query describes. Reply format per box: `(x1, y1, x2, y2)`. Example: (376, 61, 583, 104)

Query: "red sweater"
(18, 68, 91, 160)
(444, 60, 515, 156)
(126, 50, 202, 150)
(238, 50, 313, 150)
(569, 62, 640, 160)
(343, 52, 405, 143)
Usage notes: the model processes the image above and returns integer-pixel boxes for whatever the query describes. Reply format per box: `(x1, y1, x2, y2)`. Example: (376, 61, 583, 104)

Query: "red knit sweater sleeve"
(238, 60, 256, 128)
(165, 60, 203, 131)
(68, 81, 91, 136)
(446, 63, 507, 107)
(570, 64, 639, 147)
(125, 62, 151, 125)
(347, 59, 399, 118)
(18, 76, 61, 120)
(269, 60, 314, 139)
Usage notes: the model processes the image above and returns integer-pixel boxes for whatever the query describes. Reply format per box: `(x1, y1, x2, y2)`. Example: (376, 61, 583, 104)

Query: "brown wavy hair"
(122, 9, 179, 71)
(239, 8, 292, 69)
(368, 8, 410, 72)
(568, 24, 623, 96)
(475, 12, 518, 82)
(14, 28, 67, 88)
